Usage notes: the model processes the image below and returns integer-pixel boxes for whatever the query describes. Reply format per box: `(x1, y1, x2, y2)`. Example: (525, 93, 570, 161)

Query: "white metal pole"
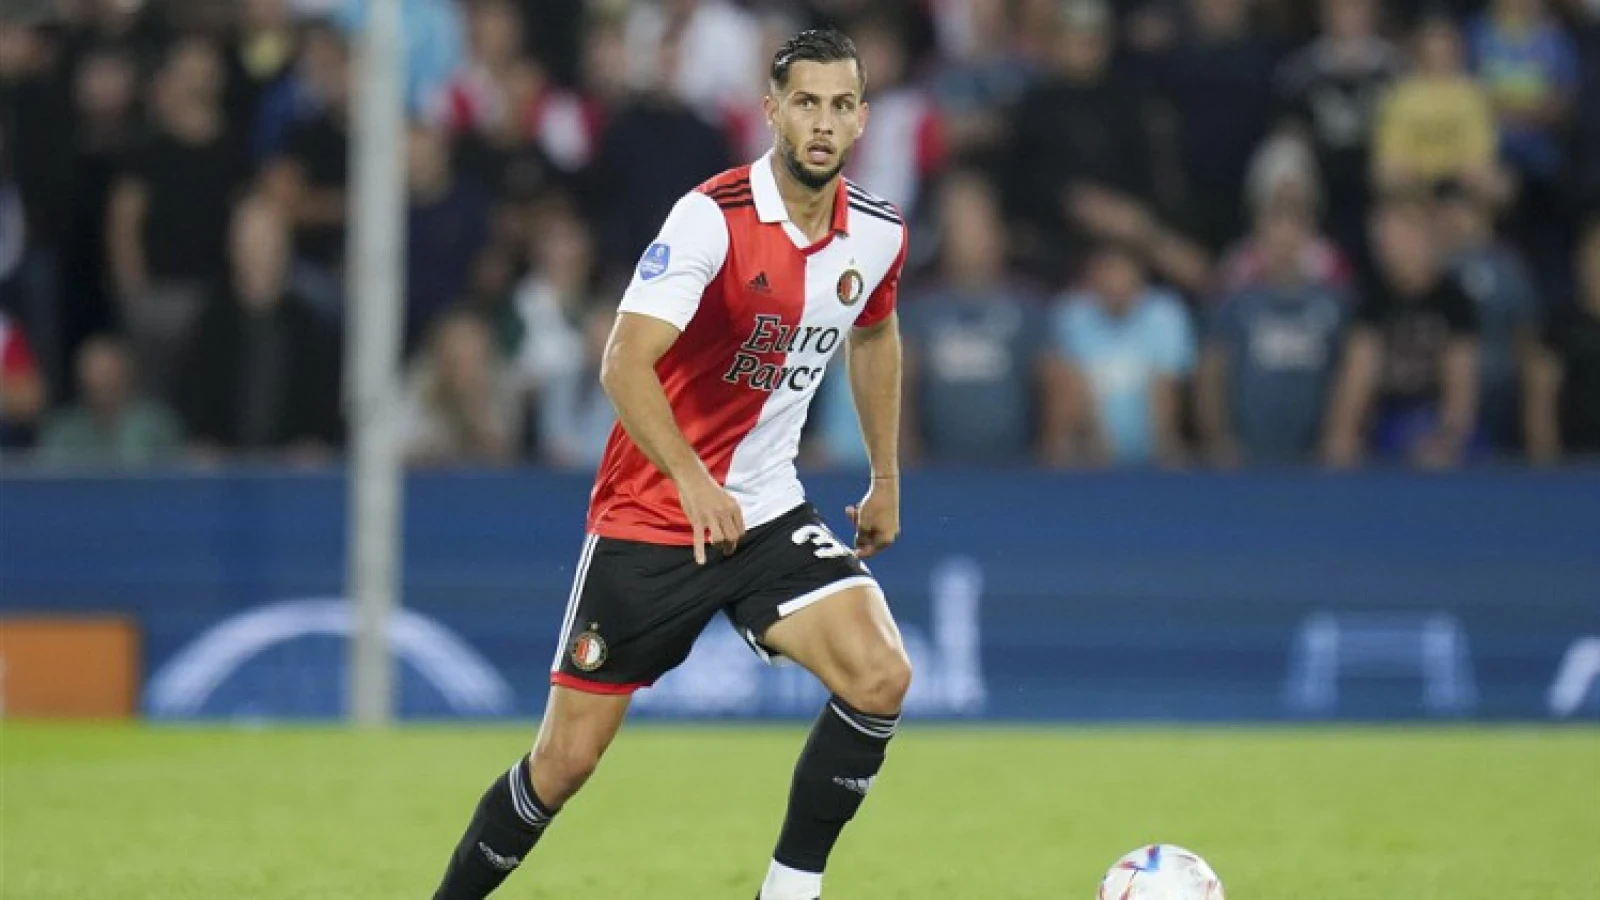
(345, 0, 407, 728)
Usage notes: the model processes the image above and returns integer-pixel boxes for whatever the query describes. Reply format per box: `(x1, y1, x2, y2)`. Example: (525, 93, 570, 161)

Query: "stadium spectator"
(899, 171, 1066, 465)
(843, 14, 943, 217)
(507, 197, 597, 400)
(251, 18, 347, 162)
(53, 44, 141, 403)
(584, 22, 731, 275)
(3, 0, 1598, 473)
(172, 195, 341, 462)
(1524, 217, 1600, 462)
(718, 7, 809, 164)
(0, 309, 45, 450)
(1373, 14, 1507, 204)
(1003, 0, 1160, 284)
(432, 0, 532, 138)
(1067, 182, 1216, 301)
(1217, 132, 1355, 298)
(1323, 199, 1482, 469)
(431, 0, 598, 174)
(332, 0, 463, 117)
(438, 0, 582, 269)
(514, 0, 588, 90)
(1468, 0, 1582, 297)
(1139, 0, 1279, 254)
(452, 79, 564, 307)
(1, 19, 72, 395)
(458, 73, 572, 267)
(1433, 179, 1542, 454)
(400, 308, 520, 467)
(1273, 0, 1402, 260)
(222, 0, 299, 144)
(1198, 197, 1352, 467)
(578, 13, 631, 111)
(36, 334, 182, 467)
(1050, 242, 1196, 467)
(403, 123, 492, 349)
(931, 0, 1036, 168)
(1469, 0, 1579, 186)
(622, 0, 761, 121)
(536, 300, 617, 469)
(107, 34, 249, 402)
(260, 21, 351, 320)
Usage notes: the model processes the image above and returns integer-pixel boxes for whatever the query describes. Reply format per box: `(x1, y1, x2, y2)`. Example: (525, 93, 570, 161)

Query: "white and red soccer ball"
(1097, 844, 1225, 900)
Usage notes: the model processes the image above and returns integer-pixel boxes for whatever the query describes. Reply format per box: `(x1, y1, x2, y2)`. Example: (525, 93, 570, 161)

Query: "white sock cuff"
(761, 859, 823, 900)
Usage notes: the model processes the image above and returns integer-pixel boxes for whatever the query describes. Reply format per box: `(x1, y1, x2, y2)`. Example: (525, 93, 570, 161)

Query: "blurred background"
(0, 0, 1597, 726)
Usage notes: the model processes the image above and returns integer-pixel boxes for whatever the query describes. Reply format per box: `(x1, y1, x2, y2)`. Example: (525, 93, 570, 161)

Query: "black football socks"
(432, 755, 556, 900)
(763, 695, 899, 896)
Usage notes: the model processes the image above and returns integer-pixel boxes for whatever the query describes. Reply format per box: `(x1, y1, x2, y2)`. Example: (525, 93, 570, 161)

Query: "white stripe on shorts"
(774, 575, 880, 619)
(549, 534, 599, 673)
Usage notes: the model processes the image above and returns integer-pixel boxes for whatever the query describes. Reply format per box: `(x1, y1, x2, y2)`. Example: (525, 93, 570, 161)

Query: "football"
(1097, 844, 1225, 900)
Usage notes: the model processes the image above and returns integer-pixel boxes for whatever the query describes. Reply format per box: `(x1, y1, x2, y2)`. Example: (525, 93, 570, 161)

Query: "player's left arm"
(843, 228, 908, 558)
(845, 313, 902, 558)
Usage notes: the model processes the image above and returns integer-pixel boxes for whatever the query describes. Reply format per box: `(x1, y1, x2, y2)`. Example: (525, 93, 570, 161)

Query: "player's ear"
(762, 93, 777, 132)
(856, 99, 869, 139)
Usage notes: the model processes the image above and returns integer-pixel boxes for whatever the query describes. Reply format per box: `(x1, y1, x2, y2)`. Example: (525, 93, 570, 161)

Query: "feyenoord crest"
(571, 626, 607, 671)
(836, 267, 864, 306)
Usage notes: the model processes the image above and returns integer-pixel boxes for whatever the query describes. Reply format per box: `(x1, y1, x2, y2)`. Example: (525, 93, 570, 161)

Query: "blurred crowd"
(1, 0, 1598, 472)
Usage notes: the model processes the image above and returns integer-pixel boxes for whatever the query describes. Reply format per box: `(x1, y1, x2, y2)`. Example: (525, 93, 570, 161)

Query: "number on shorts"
(792, 524, 851, 559)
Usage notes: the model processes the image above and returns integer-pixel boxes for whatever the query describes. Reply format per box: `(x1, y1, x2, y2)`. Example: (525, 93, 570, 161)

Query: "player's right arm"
(600, 190, 743, 564)
(601, 313, 745, 563)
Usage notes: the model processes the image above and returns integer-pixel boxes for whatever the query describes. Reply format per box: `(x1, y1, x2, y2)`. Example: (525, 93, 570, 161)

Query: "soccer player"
(429, 29, 911, 900)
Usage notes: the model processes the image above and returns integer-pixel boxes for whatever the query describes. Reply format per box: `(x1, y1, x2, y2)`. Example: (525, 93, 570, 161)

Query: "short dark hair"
(769, 28, 864, 91)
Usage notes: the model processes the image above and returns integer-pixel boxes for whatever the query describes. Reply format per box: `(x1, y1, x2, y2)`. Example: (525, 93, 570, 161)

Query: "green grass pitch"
(3, 723, 1597, 898)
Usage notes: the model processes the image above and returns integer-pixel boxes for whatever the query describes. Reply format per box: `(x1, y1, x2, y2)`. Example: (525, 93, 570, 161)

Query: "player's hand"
(676, 471, 745, 565)
(846, 478, 900, 559)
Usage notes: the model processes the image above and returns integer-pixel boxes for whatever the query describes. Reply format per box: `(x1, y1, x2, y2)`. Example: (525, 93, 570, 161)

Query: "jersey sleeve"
(856, 222, 908, 330)
(617, 191, 729, 332)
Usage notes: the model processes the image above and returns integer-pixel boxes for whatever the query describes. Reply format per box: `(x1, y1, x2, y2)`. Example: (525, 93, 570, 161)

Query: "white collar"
(751, 150, 788, 224)
(750, 149, 853, 237)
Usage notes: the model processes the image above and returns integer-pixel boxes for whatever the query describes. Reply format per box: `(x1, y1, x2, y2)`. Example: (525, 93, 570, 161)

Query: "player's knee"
(837, 645, 912, 715)
(529, 734, 604, 804)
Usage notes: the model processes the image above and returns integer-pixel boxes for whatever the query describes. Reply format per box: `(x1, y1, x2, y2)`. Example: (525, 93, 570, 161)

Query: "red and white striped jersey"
(586, 152, 908, 545)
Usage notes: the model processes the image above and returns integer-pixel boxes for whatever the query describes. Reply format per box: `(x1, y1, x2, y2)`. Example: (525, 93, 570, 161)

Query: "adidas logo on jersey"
(748, 272, 771, 293)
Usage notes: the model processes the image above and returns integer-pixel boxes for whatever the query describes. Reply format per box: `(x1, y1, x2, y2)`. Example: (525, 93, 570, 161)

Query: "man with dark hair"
(428, 28, 911, 900)
(1322, 197, 1482, 468)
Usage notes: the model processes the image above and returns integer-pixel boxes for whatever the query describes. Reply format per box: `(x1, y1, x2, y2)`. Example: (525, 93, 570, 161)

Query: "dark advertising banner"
(2, 468, 1597, 722)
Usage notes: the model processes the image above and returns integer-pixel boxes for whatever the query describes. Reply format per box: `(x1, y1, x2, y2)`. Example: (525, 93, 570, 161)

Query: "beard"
(776, 132, 849, 191)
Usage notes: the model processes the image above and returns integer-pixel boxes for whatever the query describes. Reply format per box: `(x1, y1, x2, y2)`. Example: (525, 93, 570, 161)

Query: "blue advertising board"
(2, 468, 1598, 722)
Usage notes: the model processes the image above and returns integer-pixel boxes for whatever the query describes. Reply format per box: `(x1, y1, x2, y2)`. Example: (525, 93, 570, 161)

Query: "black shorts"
(550, 503, 877, 694)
